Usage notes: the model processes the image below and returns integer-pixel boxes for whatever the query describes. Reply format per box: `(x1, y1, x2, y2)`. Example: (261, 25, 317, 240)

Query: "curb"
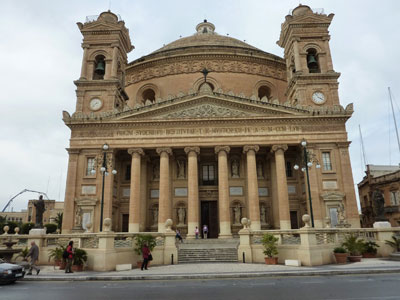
(21, 268, 400, 281)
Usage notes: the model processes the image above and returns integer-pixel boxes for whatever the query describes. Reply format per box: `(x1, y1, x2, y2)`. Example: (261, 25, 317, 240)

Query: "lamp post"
(293, 139, 320, 228)
(91, 143, 117, 232)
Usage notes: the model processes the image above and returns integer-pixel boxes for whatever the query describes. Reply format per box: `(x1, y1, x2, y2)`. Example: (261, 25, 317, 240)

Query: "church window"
(86, 157, 95, 176)
(202, 164, 215, 185)
(125, 164, 131, 181)
(390, 191, 399, 205)
(142, 89, 155, 103)
(285, 161, 293, 178)
(307, 48, 320, 73)
(93, 55, 106, 80)
(322, 152, 332, 170)
(258, 86, 271, 100)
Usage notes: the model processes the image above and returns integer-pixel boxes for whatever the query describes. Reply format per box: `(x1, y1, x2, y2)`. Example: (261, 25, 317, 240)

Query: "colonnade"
(126, 144, 292, 237)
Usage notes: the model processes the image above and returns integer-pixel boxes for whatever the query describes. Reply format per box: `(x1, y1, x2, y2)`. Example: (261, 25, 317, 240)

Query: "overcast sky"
(1, 0, 399, 213)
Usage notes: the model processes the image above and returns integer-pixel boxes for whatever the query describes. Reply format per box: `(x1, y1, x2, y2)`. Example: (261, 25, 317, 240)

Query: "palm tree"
(54, 212, 63, 233)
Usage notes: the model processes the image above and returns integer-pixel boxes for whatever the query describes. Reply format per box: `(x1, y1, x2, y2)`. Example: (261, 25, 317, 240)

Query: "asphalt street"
(1, 274, 400, 300)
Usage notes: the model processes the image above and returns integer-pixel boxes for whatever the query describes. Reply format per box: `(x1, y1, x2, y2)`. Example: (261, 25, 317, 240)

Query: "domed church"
(62, 5, 360, 236)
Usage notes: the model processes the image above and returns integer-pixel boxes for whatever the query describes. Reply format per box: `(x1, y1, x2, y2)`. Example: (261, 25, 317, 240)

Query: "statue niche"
(231, 159, 240, 178)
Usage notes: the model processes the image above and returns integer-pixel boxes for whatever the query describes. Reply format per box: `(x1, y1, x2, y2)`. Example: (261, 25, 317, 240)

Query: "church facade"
(62, 5, 360, 236)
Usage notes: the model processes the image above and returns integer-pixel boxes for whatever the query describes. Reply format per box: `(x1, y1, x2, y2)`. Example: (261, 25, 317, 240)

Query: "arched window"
(258, 85, 271, 100)
(142, 89, 155, 103)
(93, 55, 106, 80)
(307, 48, 320, 73)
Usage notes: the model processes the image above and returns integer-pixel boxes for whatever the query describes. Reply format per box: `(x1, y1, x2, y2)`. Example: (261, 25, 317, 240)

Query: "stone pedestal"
(373, 221, 391, 228)
(29, 228, 46, 235)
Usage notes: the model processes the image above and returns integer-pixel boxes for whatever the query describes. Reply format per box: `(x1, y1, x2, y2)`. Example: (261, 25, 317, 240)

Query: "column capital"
(243, 145, 259, 154)
(156, 147, 172, 156)
(66, 148, 81, 155)
(184, 147, 200, 155)
(336, 141, 350, 148)
(271, 144, 288, 153)
(215, 146, 230, 154)
(128, 148, 144, 156)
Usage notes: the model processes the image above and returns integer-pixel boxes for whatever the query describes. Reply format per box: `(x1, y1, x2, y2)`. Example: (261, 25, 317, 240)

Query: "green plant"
(261, 233, 279, 258)
(20, 222, 35, 234)
(73, 248, 88, 266)
(15, 247, 29, 261)
(54, 212, 63, 232)
(48, 246, 65, 262)
(45, 223, 58, 234)
(134, 234, 157, 255)
(333, 247, 347, 254)
(342, 235, 364, 256)
(385, 235, 400, 252)
(362, 241, 379, 254)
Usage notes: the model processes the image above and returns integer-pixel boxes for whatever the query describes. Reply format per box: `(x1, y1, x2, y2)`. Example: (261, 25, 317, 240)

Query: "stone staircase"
(177, 238, 239, 264)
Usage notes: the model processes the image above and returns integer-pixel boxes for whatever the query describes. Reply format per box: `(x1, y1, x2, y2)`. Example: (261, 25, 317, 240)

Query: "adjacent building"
(359, 164, 400, 227)
(62, 5, 360, 235)
(27, 199, 64, 225)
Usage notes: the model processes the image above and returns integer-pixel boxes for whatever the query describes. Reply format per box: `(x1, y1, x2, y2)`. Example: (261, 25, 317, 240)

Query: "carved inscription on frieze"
(72, 125, 301, 138)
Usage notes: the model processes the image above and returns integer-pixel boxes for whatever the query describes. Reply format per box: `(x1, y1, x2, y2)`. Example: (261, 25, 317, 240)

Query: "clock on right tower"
(277, 5, 341, 107)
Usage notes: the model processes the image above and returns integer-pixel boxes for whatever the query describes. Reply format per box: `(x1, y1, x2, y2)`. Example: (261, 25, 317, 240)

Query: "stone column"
(215, 146, 232, 238)
(293, 39, 302, 73)
(269, 155, 280, 228)
(243, 145, 261, 230)
(271, 145, 291, 229)
(324, 38, 334, 72)
(156, 147, 172, 232)
(62, 149, 80, 233)
(80, 45, 89, 80)
(337, 143, 361, 227)
(139, 158, 148, 231)
(111, 45, 118, 78)
(184, 147, 200, 239)
(103, 151, 116, 222)
(128, 148, 144, 232)
(305, 147, 323, 228)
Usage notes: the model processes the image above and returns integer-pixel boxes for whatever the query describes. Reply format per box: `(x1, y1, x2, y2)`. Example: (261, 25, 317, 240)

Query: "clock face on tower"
(89, 98, 102, 111)
(312, 92, 325, 104)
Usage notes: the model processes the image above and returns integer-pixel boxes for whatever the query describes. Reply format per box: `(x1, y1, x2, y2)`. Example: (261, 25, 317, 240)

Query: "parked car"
(0, 262, 25, 284)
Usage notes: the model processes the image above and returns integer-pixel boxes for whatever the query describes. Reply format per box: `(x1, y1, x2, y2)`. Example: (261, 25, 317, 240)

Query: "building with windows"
(0, 211, 27, 224)
(62, 5, 360, 236)
(359, 165, 400, 227)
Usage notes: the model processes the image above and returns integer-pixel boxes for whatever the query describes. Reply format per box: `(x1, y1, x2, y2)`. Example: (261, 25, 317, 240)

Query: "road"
(1, 274, 400, 300)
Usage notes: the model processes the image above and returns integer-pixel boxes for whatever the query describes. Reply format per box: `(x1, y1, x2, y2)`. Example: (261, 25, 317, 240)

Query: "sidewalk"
(22, 258, 400, 281)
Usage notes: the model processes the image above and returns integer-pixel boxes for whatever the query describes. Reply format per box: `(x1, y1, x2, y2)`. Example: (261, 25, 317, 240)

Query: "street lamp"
(293, 139, 321, 227)
(91, 143, 117, 232)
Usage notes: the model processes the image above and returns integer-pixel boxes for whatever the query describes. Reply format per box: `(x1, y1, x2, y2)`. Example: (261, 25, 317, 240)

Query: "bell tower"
(74, 11, 134, 113)
(277, 5, 340, 107)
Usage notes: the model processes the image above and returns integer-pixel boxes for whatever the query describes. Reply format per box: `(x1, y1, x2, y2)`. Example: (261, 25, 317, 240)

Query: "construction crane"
(2, 189, 49, 212)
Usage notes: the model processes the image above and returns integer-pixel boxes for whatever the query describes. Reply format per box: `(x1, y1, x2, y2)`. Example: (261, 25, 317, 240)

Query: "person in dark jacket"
(65, 241, 74, 273)
(141, 243, 150, 271)
(26, 241, 40, 275)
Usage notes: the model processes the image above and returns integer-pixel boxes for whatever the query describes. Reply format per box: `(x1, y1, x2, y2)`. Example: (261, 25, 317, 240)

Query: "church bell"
(95, 61, 105, 75)
(307, 55, 318, 69)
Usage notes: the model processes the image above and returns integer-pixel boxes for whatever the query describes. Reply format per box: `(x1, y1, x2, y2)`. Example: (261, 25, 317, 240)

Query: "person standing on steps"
(195, 226, 199, 239)
(203, 224, 208, 239)
(65, 241, 74, 273)
(26, 241, 40, 275)
(176, 229, 183, 243)
(141, 243, 150, 270)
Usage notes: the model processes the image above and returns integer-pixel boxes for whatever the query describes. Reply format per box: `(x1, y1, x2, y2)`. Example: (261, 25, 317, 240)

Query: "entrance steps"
(177, 238, 239, 263)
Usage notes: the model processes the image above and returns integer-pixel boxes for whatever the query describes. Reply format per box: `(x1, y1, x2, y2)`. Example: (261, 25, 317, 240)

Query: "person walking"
(175, 229, 183, 243)
(65, 241, 74, 273)
(26, 241, 40, 275)
(141, 243, 150, 270)
(203, 224, 208, 239)
(195, 226, 199, 239)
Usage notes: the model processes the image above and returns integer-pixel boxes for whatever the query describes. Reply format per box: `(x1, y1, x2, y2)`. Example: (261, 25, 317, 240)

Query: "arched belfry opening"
(93, 55, 106, 80)
(258, 85, 271, 100)
(307, 48, 320, 73)
(142, 88, 155, 103)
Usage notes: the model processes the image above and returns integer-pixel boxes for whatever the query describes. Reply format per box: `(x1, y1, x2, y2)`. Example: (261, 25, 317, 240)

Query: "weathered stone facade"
(62, 5, 360, 235)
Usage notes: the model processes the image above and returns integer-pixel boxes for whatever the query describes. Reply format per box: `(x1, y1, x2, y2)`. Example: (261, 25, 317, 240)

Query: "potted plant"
(333, 247, 348, 264)
(48, 246, 64, 266)
(385, 235, 400, 252)
(134, 234, 157, 268)
(72, 248, 88, 271)
(342, 235, 364, 262)
(261, 233, 279, 264)
(362, 241, 379, 258)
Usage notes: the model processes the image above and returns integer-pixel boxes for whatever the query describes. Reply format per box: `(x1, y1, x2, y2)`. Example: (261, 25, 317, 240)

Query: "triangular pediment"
(116, 94, 310, 121)
(292, 14, 333, 25)
(81, 22, 122, 32)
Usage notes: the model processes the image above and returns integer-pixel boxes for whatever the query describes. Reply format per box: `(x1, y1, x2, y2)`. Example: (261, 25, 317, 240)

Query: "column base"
(186, 234, 196, 240)
(218, 233, 233, 239)
(219, 221, 232, 238)
(129, 223, 139, 233)
(279, 220, 291, 230)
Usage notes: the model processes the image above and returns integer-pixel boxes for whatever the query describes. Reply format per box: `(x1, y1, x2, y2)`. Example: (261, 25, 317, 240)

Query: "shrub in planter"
(333, 247, 348, 264)
(20, 222, 35, 234)
(73, 248, 88, 270)
(134, 234, 156, 267)
(362, 241, 379, 258)
(44, 223, 58, 234)
(385, 235, 400, 252)
(261, 233, 279, 264)
(342, 235, 364, 262)
(48, 246, 64, 266)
